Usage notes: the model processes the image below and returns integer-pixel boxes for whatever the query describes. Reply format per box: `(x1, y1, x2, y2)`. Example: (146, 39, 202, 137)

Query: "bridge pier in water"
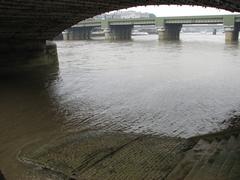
(63, 27, 92, 41)
(104, 25, 133, 41)
(158, 24, 182, 41)
(0, 40, 58, 71)
(224, 25, 239, 43)
(224, 16, 240, 43)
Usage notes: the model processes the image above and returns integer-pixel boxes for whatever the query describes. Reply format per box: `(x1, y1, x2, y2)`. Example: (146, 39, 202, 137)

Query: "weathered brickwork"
(0, 0, 240, 40)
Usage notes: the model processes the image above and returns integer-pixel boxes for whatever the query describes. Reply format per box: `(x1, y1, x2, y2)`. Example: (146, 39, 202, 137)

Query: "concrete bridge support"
(158, 24, 182, 41)
(224, 25, 239, 43)
(105, 25, 133, 41)
(224, 16, 239, 43)
(63, 27, 92, 41)
(0, 40, 58, 71)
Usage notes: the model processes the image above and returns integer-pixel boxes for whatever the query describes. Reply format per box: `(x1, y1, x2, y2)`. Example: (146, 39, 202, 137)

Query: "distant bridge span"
(1, 0, 240, 68)
(63, 15, 240, 42)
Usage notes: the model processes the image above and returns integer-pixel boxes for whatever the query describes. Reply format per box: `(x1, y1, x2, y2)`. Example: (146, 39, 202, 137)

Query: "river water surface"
(1, 34, 240, 178)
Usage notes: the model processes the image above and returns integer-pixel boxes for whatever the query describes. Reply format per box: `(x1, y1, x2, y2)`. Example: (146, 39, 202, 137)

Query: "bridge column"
(224, 15, 239, 43)
(104, 25, 133, 41)
(63, 27, 92, 41)
(158, 24, 182, 41)
(224, 26, 239, 43)
(104, 28, 111, 40)
(0, 40, 58, 71)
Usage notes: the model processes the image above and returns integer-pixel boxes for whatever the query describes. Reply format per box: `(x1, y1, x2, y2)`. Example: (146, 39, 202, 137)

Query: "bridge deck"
(75, 15, 240, 28)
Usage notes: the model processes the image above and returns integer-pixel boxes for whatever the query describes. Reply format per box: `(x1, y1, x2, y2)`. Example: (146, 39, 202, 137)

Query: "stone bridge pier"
(224, 16, 240, 43)
(224, 25, 239, 43)
(104, 25, 133, 41)
(158, 24, 182, 41)
(63, 27, 93, 41)
(0, 40, 58, 71)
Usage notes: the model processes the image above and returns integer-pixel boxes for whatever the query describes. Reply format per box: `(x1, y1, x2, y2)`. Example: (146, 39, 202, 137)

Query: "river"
(1, 34, 240, 178)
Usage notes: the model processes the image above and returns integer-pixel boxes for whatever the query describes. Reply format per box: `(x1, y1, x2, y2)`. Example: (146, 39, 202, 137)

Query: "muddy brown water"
(1, 34, 240, 178)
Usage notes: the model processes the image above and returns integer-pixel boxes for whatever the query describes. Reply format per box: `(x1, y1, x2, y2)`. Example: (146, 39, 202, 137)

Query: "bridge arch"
(1, 1, 240, 40)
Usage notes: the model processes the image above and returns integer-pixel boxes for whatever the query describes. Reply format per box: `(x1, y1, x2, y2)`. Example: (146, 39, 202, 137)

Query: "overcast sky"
(122, 5, 238, 17)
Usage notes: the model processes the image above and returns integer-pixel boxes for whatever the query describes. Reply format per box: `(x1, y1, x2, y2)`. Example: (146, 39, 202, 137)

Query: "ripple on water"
(55, 34, 240, 138)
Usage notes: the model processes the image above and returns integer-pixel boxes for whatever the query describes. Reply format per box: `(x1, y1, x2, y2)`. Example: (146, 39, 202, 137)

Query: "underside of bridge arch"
(1, 1, 240, 69)
(1, 0, 240, 41)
